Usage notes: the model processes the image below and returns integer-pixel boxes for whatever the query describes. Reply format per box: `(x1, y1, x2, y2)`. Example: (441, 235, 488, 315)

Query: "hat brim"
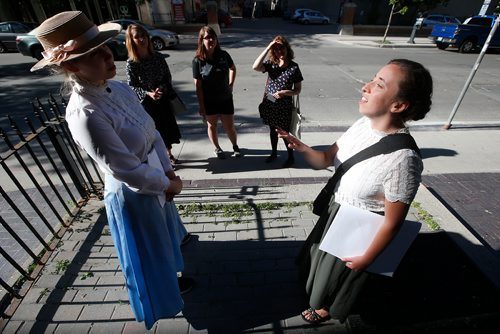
(31, 22, 122, 72)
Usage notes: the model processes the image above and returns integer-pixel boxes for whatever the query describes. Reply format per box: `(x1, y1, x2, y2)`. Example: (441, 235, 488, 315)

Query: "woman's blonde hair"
(269, 35, 294, 64)
(125, 24, 153, 62)
(195, 26, 221, 61)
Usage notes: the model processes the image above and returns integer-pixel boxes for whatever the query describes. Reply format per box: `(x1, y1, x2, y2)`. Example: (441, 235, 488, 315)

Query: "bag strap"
(322, 133, 420, 196)
(294, 94, 300, 113)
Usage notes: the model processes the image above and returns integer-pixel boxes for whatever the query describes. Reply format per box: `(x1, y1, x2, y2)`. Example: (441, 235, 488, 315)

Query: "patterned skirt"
(104, 174, 187, 329)
(259, 98, 293, 131)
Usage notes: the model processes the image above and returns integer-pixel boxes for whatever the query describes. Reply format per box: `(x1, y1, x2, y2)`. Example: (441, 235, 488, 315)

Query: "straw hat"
(31, 11, 121, 72)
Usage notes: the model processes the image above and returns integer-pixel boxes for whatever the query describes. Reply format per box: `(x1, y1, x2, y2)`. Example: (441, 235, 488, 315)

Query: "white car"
(291, 8, 314, 22)
(298, 10, 330, 25)
(109, 19, 179, 50)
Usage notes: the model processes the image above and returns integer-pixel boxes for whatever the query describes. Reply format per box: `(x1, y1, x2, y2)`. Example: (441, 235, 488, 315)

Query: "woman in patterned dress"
(125, 24, 182, 166)
(278, 59, 433, 324)
(253, 35, 303, 168)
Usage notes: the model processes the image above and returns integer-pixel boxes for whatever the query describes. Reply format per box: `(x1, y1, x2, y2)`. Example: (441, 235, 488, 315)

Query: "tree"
(381, 0, 450, 44)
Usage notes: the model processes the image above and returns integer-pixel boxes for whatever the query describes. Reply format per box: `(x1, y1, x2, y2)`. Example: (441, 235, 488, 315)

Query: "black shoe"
(231, 145, 241, 157)
(282, 157, 295, 168)
(181, 233, 192, 246)
(265, 154, 277, 163)
(178, 276, 194, 295)
(214, 148, 225, 159)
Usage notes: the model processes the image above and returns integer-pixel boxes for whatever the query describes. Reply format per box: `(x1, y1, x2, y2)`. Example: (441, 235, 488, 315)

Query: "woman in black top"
(125, 24, 182, 166)
(253, 35, 303, 168)
(192, 26, 240, 159)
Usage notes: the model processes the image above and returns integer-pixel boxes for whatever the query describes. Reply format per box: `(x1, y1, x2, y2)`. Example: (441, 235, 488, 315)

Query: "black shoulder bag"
(312, 133, 421, 216)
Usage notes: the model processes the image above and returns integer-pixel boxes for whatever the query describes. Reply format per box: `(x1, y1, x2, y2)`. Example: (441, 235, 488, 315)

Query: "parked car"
(297, 10, 330, 25)
(0, 21, 32, 53)
(430, 15, 500, 53)
(422, 14, 461, 28)
(291, 8, 313, 22)
(193, 9, 232, 27)
(16, 30, 128, 60)
(109, 19, 179, 50)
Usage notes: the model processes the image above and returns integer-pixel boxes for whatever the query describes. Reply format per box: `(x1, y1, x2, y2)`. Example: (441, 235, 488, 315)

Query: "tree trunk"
(382, 4, 395, 44)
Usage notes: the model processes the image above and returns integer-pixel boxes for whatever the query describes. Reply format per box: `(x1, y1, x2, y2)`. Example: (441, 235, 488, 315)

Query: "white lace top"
(65, 79, 172, 196)
(333, 117, 423, 212)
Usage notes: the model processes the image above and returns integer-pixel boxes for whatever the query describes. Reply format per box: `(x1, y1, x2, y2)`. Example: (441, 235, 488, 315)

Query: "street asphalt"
(2, 24, 500, 334)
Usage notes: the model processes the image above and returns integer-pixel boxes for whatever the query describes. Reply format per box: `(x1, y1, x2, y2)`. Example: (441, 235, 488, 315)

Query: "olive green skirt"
(297, 201, 370, 323)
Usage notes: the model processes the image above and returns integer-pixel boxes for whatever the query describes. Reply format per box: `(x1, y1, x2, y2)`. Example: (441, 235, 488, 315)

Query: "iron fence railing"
(0, 94, 103, 322)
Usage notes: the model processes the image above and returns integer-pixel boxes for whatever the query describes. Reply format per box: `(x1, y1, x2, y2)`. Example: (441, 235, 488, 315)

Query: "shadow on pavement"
(353, 230, 500, 332)
(420, 148, 458, 159)
(181, 237, 308, 333)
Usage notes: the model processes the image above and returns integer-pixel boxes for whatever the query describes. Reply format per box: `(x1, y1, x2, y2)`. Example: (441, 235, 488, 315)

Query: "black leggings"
(270, 126, 294, 159)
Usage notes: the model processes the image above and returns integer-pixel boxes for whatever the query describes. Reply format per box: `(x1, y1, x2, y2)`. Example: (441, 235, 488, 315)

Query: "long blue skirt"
(104, 174, 187, 329)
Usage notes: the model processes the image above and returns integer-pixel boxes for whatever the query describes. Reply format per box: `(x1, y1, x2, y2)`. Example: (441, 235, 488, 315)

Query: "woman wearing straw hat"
(31, 11, 193, 329)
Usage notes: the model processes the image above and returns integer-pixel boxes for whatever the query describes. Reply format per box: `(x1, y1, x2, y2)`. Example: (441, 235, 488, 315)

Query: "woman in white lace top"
(278, 59, 433, 324)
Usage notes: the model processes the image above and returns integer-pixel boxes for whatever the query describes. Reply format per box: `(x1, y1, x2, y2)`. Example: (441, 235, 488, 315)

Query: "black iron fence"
(0, 95, 103, 322)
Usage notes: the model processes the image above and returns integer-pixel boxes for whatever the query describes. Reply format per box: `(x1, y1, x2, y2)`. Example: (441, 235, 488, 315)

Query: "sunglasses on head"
(274, 44, 285, 50)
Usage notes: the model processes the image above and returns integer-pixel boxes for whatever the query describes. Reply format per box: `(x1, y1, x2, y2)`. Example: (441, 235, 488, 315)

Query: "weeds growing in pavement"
(53, 259, 70, 275)
(80, 272, 94, 280)
(411, 201, 441, 230)
(177, 202, 310, 225)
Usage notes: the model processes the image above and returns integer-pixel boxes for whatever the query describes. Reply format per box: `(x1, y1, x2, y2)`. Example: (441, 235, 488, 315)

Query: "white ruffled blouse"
(333, 117, 423, 212)
(65, 79, 172, 196)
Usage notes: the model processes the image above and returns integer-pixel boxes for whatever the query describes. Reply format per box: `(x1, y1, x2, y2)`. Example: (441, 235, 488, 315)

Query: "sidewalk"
(3, 125, 500, 333)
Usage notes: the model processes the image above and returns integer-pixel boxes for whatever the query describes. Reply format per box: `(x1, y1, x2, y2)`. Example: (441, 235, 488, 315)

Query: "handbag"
(290, 94, 301, 139)
(168, 93, 186, 115)
(312, 133, 421, 216)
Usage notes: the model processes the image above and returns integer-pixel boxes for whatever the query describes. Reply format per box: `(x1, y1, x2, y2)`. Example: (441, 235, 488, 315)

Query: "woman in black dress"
(253, 35, 303, 168)
(125, 24, 182, 166)
(192, 26, 240, 159)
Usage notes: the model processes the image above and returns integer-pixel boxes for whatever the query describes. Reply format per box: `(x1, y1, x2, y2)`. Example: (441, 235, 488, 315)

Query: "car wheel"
(32, 45, 43, 60)
(152, 37, 165, 50)
(322, 20, 328, 24)
(436, 42, 449, 50)
(0, 42, 6, 53)
(459, 38, 476, 53)
(303, 20, 309, 25)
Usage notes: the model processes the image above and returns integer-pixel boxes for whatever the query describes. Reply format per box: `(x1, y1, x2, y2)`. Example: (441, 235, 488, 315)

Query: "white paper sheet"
(319, 203, 421, 277)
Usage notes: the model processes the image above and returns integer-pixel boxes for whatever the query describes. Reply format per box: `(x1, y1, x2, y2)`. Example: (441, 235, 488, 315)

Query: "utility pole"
(479, 0, 491, 15)
(444, 14, 500, 129)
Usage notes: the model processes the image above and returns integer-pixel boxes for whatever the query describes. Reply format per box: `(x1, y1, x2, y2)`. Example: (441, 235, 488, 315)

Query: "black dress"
(259, 60, 303, 131)
(126, 52, 181, 149)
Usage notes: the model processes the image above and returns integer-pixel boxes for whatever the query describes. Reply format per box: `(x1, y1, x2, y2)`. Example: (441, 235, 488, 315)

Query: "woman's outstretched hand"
(276, 127, 307, 152)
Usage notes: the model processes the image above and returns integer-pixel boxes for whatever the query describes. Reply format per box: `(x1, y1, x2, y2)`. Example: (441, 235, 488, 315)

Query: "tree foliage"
(389, 0, 450, 15)
(382, 0, 450, 43)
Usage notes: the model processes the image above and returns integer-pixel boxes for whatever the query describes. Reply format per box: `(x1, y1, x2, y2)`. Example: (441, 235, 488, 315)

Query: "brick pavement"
(422, 173, 500, 260)
(3, 180, 500, 333)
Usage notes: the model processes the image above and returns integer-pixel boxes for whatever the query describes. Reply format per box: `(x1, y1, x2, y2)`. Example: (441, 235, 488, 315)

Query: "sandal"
(300, 307, 331, 324)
